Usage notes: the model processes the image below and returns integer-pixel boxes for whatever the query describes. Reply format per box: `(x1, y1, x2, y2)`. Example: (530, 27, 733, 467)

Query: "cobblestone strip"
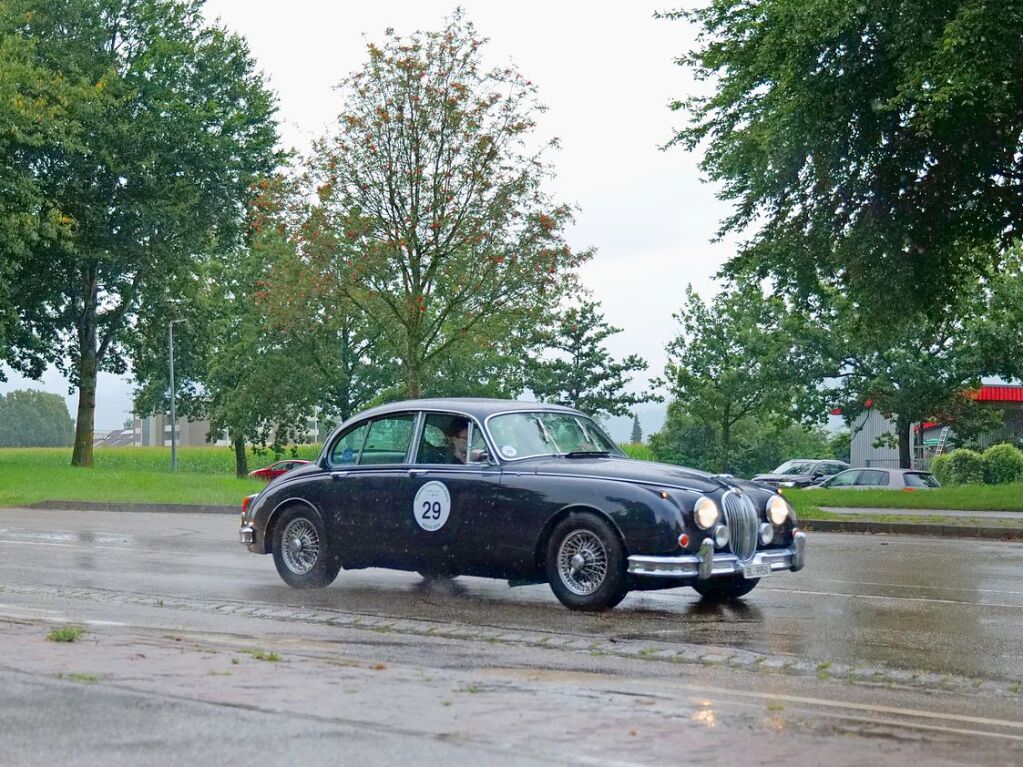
(2, 579, 1018, 699)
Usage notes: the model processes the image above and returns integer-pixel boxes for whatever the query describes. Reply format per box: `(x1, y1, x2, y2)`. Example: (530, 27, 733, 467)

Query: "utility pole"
(169, 319, 186, 472)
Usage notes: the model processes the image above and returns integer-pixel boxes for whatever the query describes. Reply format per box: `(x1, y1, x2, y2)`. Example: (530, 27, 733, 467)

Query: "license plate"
(743, 563, 771, 579)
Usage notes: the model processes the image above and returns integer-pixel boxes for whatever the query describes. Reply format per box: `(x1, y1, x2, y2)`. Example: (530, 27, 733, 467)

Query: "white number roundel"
(413, 481, 451, 532)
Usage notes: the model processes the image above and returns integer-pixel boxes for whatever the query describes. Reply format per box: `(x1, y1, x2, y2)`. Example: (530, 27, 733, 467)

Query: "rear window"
(905, 472, 940, 488)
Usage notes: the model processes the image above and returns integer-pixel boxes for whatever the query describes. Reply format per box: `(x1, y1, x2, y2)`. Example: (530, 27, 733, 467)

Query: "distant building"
(849, 384, 1023, 468)
(132, 413, 321, 448)
(133, 414, 228, 448)
(94, 428, 136, 448)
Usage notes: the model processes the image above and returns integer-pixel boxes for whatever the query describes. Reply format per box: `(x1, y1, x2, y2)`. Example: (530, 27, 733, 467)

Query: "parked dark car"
(238, 399, 806, 611)
(248, 459, 312, 482)
(814, 468, 941, 490)
(752, 459, 850, 489)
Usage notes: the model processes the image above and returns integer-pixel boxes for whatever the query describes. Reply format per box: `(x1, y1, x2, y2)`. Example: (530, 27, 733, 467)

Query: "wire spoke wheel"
(280, 518, 321, 575)
(556, 530, 609, 596)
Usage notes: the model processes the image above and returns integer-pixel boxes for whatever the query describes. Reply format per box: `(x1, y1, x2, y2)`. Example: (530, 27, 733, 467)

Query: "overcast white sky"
(1, 1, 737, 433)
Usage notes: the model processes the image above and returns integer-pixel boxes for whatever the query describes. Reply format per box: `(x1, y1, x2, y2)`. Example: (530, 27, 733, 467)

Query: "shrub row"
(931, 444, 1023, 486)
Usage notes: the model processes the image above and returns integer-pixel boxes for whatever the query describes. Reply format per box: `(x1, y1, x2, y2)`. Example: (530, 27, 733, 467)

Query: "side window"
(828, 470, 859, 487)
(825, 463, 844, 476)
(416, 414, 470, 465)
(467, 424, 490, 464)
(330, 422, 370, 465)
(857, 470, 888, 487)
(361, 414, 416, 465)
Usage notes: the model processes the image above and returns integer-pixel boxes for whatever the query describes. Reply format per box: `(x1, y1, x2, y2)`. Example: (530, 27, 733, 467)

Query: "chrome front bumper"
(628, 531, 806, 579)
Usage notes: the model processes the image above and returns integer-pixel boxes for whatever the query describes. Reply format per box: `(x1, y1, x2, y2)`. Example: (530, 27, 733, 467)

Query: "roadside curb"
(801, 518, 1023, 541)
(28, 500, 237, 515)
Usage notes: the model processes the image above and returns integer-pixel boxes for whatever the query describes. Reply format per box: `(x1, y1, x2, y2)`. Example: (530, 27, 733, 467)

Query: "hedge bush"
(930, 453, 951, 485)
(944, 448, 985, 485)
(982, 443, 1023, 485)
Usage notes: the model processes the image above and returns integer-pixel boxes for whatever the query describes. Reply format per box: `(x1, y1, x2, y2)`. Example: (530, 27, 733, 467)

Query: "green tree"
(525, 300, 655, 420)
(0, 389, 74, 447)
(0, 7, 84, 370)
(130, 179, 384, 477)
(304, 11, 588, 398)
(657, 284, 811, 474)
(667, 1, 1023, 322)
(798, 285, 1004, 468)
(650, 405, 833, 478)
(5, 0, 280, 467)
(630, 413, 643, 444)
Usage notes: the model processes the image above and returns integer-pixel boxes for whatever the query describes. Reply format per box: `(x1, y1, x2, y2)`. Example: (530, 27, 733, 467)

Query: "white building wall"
(849, 409, 903, 468)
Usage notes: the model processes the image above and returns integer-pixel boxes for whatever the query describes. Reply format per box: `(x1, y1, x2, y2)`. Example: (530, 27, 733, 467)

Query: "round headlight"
(693, 496, 720, 530)
(767, 495, 790, 526)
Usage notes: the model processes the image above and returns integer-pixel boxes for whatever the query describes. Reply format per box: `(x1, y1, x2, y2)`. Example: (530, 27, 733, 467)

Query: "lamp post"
(168, 318, 186, 472)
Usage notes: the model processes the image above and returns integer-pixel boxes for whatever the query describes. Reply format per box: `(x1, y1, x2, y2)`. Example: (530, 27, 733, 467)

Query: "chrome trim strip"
(722, 489, 758, 563)
(627, 545, 799, 578)
(698, 537, 714, 579)
(791, 531, 806, 571)
(322, 407, 504, 468)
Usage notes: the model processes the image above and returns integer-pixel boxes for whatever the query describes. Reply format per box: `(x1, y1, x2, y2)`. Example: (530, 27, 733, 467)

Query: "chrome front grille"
(722, 491, 758, 563)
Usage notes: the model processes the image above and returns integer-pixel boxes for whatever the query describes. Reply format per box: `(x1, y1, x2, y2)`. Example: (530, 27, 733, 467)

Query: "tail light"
(242, 494, 255, 514)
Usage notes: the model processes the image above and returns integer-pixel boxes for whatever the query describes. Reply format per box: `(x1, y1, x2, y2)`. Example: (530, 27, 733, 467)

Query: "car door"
(396, 412, 503, 576)
(322, 413, 416, 566)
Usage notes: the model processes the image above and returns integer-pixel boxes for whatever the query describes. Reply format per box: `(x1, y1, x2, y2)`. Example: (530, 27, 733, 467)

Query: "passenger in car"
(446, 421, 469, 464)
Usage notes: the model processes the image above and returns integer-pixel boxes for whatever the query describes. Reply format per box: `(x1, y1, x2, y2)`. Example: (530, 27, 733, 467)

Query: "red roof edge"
(973, 385, 1023, 403)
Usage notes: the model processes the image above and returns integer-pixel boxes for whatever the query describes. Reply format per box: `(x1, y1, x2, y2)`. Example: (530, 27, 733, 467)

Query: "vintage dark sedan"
(238, 399, 806, 611)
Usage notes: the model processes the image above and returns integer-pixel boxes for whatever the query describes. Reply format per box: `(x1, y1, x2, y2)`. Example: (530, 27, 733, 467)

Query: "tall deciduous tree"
(0, 389, 74, 447)
(0, 8, 83, 371)
(5, 0, 280, 466)
(657, 284, 809, 474)
(525, 300, 655, 420)
(304, 12, 589, 398)
(666, 1, 1023, 322)
(130, 178, 385, 477)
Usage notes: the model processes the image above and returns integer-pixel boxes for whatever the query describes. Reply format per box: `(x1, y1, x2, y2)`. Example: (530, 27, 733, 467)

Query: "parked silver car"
(816, 468, 941, 490)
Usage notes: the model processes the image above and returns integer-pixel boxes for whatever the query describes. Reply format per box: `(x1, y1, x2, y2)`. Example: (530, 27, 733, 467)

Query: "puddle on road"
(0, 530, 135, 546)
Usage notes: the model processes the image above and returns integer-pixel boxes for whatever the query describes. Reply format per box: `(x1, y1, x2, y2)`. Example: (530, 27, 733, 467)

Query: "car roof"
(350, 398, 583, 421)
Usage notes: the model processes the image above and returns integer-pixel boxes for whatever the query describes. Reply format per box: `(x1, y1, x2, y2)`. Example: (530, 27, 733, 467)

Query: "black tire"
(271, 506, 341, 589)
(545, 513, 628, 611)
(692, 574, 759, 601)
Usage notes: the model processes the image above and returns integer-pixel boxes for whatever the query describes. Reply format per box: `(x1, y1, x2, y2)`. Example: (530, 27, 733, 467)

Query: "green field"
(0, 447, 318, 507)
(5, 446, 1022, 515)
(786, 484, 1023, 517)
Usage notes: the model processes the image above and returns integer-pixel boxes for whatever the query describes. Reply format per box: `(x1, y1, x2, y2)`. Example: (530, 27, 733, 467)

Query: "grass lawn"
(785, 484, 1023, 516)
(0, 447, 285, 507)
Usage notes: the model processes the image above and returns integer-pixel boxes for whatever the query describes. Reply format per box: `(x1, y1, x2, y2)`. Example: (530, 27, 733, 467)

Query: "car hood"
(521, 457, 734, 494)
(752, 473, 812, 483)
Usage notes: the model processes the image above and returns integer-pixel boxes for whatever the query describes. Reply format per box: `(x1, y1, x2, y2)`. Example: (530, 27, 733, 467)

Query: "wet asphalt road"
(1, 507, 1022, 765)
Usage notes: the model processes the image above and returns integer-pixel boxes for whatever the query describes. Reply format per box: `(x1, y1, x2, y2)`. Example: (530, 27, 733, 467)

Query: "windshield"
(487, 412, 622, 460)
(774, 460, 815, 475)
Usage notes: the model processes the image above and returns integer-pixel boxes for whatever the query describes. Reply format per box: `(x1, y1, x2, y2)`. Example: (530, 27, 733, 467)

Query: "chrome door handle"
(408, 469, 429, 477)
(331, 471, 348, 481)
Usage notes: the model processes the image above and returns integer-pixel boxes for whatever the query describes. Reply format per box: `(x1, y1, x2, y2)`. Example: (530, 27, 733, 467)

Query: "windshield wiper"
(564, 450, 611, 458)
